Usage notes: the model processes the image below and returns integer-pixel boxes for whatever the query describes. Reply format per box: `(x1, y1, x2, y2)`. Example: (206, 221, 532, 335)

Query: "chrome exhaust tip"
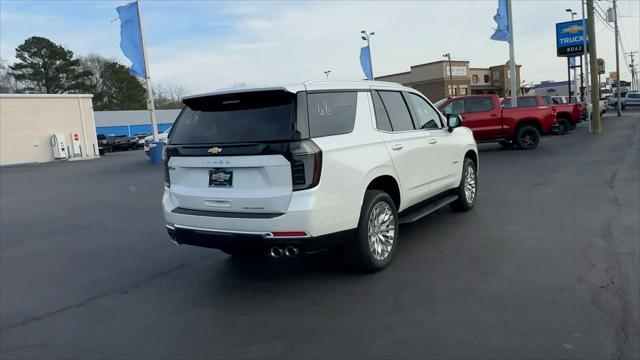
(284, 246, 300, 257)
(269, 247, 284, 258)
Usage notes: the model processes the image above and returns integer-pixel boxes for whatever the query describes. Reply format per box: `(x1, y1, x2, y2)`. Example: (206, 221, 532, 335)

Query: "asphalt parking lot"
(1, 110, 639, 359)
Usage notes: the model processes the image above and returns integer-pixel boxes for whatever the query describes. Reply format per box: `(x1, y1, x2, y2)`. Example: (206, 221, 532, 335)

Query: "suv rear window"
(170, 90, 302, 145)
(307, 92, 357, 137)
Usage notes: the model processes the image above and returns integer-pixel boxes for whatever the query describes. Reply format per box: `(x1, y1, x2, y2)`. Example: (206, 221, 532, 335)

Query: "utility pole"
(443, 53, 455, 96)
(587, 0, 601, 134)
(613, 0, 621, 116)
(582, 0, 592, 130)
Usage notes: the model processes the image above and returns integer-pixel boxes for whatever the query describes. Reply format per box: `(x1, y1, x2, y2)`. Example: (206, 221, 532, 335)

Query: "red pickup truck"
(436, 95, 558, 150)
(545, 96, 584, 132)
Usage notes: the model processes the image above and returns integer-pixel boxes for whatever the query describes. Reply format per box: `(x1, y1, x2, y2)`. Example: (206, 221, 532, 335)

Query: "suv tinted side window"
(464, 97, 494, 113)
(378, 91, 414, 131)
(371, 91, 392, 131)
(407, 93, 443, 129)
(307, 92, 357, 137)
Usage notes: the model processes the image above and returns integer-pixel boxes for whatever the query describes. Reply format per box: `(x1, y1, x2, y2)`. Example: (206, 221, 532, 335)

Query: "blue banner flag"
(360, 46, 373, 80)
(117, 2, 146, 78)
(490, 0, 509, 42)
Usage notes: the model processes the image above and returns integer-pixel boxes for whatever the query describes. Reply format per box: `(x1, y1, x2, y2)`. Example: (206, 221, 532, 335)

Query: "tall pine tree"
(10, 36, 91, 94)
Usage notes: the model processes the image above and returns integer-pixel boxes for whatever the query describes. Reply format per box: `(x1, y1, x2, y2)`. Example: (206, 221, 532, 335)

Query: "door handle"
(391, 144, 404, 151)
(428, 139, 438, 145)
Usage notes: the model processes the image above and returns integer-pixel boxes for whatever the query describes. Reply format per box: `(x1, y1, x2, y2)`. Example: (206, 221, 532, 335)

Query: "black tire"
(556, 118, 570, 135)
(567, 121, 577, 130)
(345, 190, 399, 272)
(450, 157, 478, 212)
(515, 125, 540, 150)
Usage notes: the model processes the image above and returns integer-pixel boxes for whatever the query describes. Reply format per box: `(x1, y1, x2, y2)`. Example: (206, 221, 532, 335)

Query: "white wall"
(0, 94, 99, 166)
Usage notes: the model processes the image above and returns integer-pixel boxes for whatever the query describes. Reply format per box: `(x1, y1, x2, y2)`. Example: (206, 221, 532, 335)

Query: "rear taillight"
(163, 146, 171, 188)
(290, 140, 322, 191)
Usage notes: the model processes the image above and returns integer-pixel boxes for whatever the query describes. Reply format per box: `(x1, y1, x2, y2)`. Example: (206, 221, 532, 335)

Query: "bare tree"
(154, 83, 188, 109)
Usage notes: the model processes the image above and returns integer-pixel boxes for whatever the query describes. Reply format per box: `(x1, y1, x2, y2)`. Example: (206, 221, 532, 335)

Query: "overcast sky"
(1, 0, 638, 95)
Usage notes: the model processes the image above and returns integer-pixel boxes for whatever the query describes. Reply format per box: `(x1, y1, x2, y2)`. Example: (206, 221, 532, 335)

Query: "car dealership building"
(376, 59, 522, 102)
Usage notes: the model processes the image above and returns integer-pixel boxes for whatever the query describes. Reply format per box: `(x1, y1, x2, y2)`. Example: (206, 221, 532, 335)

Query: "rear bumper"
(162, 186, 362, 250)
(167, 224, 353, 252)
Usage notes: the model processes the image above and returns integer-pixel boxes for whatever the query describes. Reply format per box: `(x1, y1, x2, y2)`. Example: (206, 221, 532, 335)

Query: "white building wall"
(0, 94, 99, 166)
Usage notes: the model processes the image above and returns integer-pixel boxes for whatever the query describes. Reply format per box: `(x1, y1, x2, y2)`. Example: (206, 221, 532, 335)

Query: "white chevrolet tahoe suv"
(163, 81, 478, 271)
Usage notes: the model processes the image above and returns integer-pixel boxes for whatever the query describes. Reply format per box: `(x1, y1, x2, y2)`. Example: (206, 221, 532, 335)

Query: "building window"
(459, 86, 468, 95)
(484, 75, 490, 83)
(448, 85, 457, 96)
(472, 75, 479, 84)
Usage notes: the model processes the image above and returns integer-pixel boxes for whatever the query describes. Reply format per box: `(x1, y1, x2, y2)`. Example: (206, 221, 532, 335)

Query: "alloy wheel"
(464, 165, 477, 204)
(367, 202, 395, 261)
(521, 131, 537, 149)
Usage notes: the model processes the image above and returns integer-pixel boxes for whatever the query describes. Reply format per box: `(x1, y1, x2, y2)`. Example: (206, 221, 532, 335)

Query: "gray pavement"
(1, 110, 639, 359)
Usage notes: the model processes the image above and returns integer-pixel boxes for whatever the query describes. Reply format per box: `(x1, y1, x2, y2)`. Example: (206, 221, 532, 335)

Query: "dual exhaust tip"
(269, 246, 300, 258)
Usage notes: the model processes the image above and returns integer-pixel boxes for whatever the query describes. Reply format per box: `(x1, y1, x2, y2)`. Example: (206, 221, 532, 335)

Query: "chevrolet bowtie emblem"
(208, 147, 222, 155)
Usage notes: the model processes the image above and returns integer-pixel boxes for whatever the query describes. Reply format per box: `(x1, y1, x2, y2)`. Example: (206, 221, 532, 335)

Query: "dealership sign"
(556, 20, 589, 57)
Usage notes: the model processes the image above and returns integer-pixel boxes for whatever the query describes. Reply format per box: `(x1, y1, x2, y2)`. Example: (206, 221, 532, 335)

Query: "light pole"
(443, 53, 454, 96)
(565, 8, 577, 20)
(566, 8, 579, 102)
(324, 70, 331, 80)
(361, 30, 375, 80)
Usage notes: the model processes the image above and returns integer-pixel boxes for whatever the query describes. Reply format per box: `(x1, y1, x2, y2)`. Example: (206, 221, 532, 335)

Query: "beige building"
(376, 60, 522, 101)
(1, 94, 99, 166)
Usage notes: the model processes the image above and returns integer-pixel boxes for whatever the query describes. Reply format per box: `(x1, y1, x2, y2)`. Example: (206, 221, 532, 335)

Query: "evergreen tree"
(9, 36, 91, 93)
(99, 61, 147, 110)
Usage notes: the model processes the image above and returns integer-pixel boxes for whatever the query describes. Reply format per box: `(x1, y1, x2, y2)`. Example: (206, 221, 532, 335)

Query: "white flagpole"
(507, 0, 517, 107)
(135, 0, 159, 141)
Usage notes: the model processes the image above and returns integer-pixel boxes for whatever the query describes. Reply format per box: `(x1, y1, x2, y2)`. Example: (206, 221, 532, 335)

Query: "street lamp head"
(565, 8, 572, 12)
(361, 30, 366, 34)
(361, 36, 367, 41)
(370, 32, 375, 36)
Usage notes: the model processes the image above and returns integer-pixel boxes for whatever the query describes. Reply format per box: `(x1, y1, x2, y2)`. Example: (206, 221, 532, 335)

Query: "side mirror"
(447, 114, 463, 132)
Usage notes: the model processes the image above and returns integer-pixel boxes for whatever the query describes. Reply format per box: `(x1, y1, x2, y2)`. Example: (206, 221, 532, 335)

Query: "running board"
(399, 195, 458, 225)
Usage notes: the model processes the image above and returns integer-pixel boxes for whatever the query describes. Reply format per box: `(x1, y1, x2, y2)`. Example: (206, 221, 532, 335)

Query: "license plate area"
(209, 168, 233, 187)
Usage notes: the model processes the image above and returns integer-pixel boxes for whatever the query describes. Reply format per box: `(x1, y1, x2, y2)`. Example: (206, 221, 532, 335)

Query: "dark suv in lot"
(97, 134, 137, 153)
